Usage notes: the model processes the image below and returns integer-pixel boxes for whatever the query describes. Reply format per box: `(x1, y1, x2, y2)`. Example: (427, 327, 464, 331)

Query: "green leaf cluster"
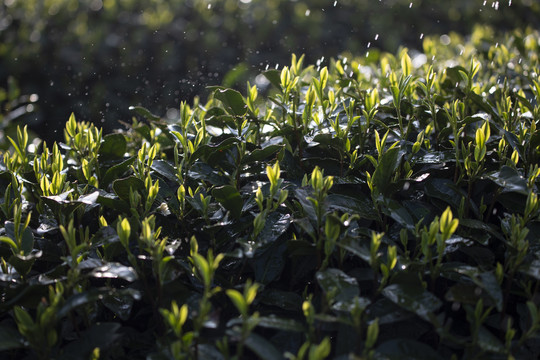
(2, 26, 540, 359)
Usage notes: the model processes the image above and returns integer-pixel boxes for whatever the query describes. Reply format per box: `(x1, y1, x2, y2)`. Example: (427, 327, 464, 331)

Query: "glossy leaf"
(99, 133, 127, 161)
(112, 176, 145, 202)
(382, 282, 442, 321)
(212, 185, 243, 219)
(316, 268, 359, 303)
(213, 88, 247, 116)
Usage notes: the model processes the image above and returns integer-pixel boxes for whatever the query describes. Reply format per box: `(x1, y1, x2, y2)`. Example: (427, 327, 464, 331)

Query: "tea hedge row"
(2, 0, 539, 142)
(1, 27, 540, 359)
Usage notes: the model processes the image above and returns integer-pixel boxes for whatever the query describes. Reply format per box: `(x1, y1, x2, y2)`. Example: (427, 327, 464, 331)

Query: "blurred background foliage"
(1, 0, 539, 142)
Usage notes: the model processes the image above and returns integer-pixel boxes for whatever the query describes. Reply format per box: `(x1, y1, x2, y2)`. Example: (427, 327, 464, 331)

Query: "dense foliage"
(2, 26, 540, 359)
(1, 0, 539, 142)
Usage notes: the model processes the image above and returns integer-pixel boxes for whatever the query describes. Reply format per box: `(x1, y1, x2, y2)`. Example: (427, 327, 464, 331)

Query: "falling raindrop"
(207, 3, 211, 9)
(409, 2, 413, 8)
(305, 9, 310, 16)
(334, 0, 337, 6)
(367, 42, 371, 48)
(419, 33, 424, 39)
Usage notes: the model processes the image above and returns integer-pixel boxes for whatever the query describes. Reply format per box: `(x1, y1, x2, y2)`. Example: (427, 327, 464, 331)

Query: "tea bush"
(1, 26, 540, 359)
(2, 0, 539, 143)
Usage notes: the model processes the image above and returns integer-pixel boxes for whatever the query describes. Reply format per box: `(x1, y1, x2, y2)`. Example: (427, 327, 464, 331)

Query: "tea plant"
(1, 26, 540, 359)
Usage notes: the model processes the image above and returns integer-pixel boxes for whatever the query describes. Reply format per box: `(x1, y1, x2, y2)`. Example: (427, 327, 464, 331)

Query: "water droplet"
(440, 34, 451, 45)
(305, 9, 310, 16)
(207, 3, 211, 9)
(508, 0, 512, 5)
(374, 34, 379, 40)
(419, 33, 424, 39)
(367, 42, 371, 48)
(334, 0, 337, 6)
(409, 2, 413, 8)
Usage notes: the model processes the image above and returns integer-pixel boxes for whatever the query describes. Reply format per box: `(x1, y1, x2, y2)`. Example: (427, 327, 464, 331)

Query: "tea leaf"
(212, 185, 243, 219)
(213, 88, 248, 116)
(316, 268, 359, 303)
(382, 282, 442, 321)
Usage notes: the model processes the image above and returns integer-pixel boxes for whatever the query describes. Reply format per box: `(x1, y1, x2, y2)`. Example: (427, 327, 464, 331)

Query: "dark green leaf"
(504, 130, 524, 162)
(101, 156, 136, 187)
(257, 212, 291, 246)
(57, 288, 140, 318)
(487, 165, 528, 195)
(316, 268, 359, 303)
(368, 298, 416, 325)
(212, 185, 243, 219)
(112, 176, 145, 202)
(213, 88, 247, 116)
(242, 144, 284, 165)
(252, 236, 287, 284)
(338, 237, 371, 263)
(382, 282, 442, 321)
(188, 162, 228, 186)
(450, 265, 503, 311)
(424, 178, 465, 210)
(243, 332, 283, 360)
(151, 160, 178, 182)
(89, 262, 138, 282)
(459, 218, 505, 242)
(263, 69, 282, 90)
(477, 326, 505, 353)
(190, 136, 239, 163)
(101, 292, 136, 321)
(372, 147, 401, 196)
(99, 133, 127, 161)
(129, 105, 160, 121)
(468, 92, 501, 122)
(257, 316, 305, 332)
(326, 194, 377, 220)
